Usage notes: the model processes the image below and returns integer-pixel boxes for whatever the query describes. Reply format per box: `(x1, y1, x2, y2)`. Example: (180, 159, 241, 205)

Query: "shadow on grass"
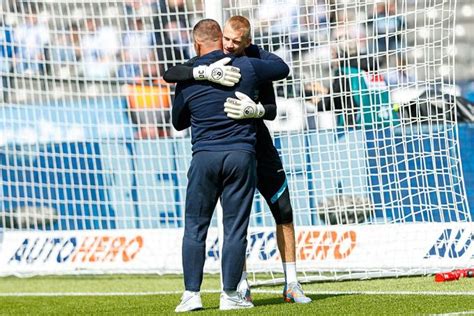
(254, 293, 348, 307)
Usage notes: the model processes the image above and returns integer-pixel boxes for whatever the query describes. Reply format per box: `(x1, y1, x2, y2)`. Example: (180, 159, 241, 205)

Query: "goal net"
(0, 0, 471, 280)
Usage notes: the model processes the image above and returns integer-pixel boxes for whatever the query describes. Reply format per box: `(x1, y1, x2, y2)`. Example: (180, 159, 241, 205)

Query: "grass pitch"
(1, 274, 473, 315)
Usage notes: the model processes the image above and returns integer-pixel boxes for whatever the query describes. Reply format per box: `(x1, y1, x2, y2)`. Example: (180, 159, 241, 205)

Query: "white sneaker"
(219, 291, 254, 310)
(283, 282, 312, 304)
(237, 278, 253, 302)
(175, 291, 203, 313)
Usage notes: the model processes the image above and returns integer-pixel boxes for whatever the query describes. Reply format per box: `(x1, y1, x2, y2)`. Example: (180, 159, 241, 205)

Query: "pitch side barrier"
(0, 224, 473, 276)
(1, 103, 473, 276)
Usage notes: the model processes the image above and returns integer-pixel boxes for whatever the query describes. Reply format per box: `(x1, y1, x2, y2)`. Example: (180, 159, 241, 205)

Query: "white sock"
(240, 271, 248, 283)
(224, 290, 238, 298)
(282, 262, 297, 284)
(184, 290, 199, 296)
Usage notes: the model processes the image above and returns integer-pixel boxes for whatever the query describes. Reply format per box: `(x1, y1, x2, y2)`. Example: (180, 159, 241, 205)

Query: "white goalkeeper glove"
(224, 91, 265, 120)
(193, 57, 241, 87)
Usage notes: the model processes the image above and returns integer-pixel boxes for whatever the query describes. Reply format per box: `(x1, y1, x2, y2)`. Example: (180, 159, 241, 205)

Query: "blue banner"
(1, 125, 472, 230)
(0, 97, 472, 229)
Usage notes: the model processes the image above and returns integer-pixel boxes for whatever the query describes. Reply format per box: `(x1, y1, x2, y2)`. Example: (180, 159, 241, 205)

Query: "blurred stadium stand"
(0, 0, 473, 105)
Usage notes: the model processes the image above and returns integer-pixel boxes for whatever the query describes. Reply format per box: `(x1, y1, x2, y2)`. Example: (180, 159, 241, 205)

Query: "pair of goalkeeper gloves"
(193, 57, 265, 120)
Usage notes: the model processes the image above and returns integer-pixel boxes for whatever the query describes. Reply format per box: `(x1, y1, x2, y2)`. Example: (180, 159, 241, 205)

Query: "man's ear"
(245, 38, 252, 48)
(193, 40, 201, 56)
(217, 35, 224, 50)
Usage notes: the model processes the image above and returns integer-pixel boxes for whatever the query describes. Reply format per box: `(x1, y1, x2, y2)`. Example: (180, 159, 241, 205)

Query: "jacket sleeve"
(244, 44, 261, 58)
(245, 45, 278, 120)
(163, 57, 199, 83)
(257, 82, 277, 120)
(249, 53, 290, 82)
(171, 84, 191, 130)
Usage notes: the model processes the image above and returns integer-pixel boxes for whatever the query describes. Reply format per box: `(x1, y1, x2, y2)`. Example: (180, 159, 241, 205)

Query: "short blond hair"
(226, 15, 251, 39)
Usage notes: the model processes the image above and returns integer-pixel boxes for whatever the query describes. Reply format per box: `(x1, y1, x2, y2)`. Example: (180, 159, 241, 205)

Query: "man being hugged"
(165, 16, 311, 304)
(172, 19, 289, 312)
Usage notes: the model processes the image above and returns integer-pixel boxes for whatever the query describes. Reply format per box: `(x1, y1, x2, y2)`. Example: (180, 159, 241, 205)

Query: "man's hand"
(224, 92, 265, 119)
(193, 57, 241, 87)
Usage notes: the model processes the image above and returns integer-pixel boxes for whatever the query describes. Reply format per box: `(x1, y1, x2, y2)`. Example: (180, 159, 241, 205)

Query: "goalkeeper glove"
(224, 91, 265, 119)
(193, 57, 241, 87)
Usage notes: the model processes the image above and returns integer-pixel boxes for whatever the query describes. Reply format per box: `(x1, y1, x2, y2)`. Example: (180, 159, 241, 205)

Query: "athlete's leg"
(182, 151, 221, 292)
(255, 123, 295, 264)
(254, 123, 311, 303)
(220, 151, 256, 292)
(276, 222, 296, 263)
(177, 151, 222, 312)
(220, 151, 256, 310)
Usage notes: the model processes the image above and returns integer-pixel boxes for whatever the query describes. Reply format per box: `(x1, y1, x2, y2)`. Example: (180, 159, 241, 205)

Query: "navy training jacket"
(172, 50, 289, 154)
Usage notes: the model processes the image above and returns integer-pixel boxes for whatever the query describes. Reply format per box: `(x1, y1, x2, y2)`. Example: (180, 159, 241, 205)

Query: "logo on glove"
(244, 106, 255, 116)
(197, 69, 206, 79)
(211, 68, 224, 80)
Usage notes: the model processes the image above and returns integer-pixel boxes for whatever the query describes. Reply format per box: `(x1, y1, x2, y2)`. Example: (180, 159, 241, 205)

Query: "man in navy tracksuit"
(173, 19, 289, 312)
(165, 16, 311, 304)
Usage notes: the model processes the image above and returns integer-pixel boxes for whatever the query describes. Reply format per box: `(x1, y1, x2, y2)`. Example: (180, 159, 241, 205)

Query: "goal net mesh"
(0, 0, 471, 280)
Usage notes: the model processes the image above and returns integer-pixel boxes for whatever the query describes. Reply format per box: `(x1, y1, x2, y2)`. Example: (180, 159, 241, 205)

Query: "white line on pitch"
(252, 290, 474, 296)
(0, 291, 191, 297)
(430, 311, 474, 316)
(1, 290, 473, 297)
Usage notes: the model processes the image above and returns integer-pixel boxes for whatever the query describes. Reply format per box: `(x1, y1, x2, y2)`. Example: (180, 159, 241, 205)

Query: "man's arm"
(258, 83, 277, 120)
(244, 44, 261, 58)
(222, 46, 283, 121)
(245, 45, 278, 120)
(224, 90, 277, 121)
(249, 54, 290, 83)
(233, 53, 287, 120)
(171, 84, 191, 131)
(163, 57, 241, 87)
(163, 58, 197, 83)
(261, 104, 277, 120)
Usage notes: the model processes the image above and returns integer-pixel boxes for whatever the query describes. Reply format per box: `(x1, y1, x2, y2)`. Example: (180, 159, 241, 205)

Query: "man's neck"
(200, 46, 222, 56)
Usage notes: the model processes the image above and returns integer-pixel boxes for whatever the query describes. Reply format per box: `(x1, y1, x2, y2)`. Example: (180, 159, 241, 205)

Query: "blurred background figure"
(254, 0, 300, 52)
(368, 0, 405, 54)
(0, 16, 14, 102)
(80, 17, 119, 79)
(152, 0, 194, 75)
(0, 18, 14, 73)
(331, 7, 368, 56)
(49, 22, 82, 79)
(383, 53, 416, 86)
(13, 4, 50, 76)
(306, 28, 397, 130)
(118, 16, 158, 81)
(163, 18, 192, 60)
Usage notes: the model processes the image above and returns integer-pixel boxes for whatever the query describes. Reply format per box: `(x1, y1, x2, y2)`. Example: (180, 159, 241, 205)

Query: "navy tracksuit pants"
(182, 150, 256, 292)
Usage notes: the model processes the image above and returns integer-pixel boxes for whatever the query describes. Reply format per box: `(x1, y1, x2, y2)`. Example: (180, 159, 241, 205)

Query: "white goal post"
(0, 0, 472, 281)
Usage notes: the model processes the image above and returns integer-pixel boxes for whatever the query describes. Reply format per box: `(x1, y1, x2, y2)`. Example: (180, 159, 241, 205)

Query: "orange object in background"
(126, 79, 171, 110)
(126, 79, 172, 139)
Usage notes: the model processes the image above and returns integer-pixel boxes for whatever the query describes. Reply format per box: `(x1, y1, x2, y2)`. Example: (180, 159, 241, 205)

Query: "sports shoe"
(175, 291, 203, 312)
(283, 282, 312, 304)
(237, 277, 253, 302)
(219, 291, 254, 310)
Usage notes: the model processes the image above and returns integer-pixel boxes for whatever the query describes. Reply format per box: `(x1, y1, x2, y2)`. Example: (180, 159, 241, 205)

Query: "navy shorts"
(255, 121, 293, 224)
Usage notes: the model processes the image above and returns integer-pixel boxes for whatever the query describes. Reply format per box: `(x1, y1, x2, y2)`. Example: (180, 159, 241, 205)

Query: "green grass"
(1, 274, 473, 315)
